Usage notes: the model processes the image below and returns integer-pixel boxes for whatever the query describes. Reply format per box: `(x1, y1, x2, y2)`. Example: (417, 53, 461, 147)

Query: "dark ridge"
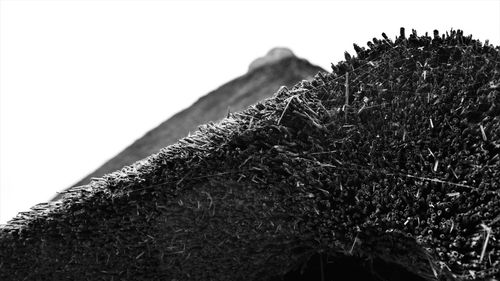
(1, 28, 499, 281)
(60, 55, 324, 199)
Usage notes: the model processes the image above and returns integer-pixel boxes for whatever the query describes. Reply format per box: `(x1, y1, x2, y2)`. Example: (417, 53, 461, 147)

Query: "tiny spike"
(353, 43, 363, 55)
(344, 51, 352, 61)
(433, 29, 440, 39)
(382, 32, 389, 40)
(331, 63, 338, 73)
(400, 27, 406, 39)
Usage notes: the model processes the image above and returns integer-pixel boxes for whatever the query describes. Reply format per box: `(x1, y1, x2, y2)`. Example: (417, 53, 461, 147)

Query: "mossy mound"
(1, 28, 499, 281)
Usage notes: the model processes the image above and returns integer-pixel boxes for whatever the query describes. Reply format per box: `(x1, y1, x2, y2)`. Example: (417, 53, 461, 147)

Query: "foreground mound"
(1, 28, 499, 281)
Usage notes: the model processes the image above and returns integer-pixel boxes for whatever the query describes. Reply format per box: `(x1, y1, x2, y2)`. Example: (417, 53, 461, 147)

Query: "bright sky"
(1, 0, 499, 224)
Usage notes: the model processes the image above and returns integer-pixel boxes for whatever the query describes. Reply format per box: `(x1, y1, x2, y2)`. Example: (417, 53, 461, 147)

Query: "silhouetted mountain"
(56, 49, 324, 199)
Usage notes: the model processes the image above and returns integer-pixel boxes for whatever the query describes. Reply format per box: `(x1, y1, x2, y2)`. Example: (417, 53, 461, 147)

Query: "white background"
(1, 0, 499, 224)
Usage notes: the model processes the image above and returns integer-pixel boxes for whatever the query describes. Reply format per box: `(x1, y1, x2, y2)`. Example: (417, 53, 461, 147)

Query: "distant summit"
(248, 47, 296, 72)
(53, 49, 324, 200)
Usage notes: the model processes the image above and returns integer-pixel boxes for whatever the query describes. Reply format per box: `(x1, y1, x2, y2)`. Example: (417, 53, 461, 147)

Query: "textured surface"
(1, 29, 499, 281)
(62, 54, 323, 196)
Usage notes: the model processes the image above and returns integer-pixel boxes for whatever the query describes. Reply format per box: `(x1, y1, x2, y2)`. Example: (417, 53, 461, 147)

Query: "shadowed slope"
(65, 51, 324, 194)
(1, 29, 499, 281)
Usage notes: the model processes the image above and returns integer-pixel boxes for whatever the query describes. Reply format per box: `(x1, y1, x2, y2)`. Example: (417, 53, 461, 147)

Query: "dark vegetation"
(1, 28, 499, 281)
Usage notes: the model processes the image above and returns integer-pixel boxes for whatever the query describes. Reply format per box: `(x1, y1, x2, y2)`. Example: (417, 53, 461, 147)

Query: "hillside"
(60, 49, 324, 199)
(1, 29, 499, 281)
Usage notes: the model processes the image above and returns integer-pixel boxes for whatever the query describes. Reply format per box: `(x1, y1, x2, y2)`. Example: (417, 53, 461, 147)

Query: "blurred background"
(1, 0, 499, 224)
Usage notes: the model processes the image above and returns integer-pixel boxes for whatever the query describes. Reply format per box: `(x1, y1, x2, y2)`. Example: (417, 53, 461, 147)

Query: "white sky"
(1, 0, 499, 224)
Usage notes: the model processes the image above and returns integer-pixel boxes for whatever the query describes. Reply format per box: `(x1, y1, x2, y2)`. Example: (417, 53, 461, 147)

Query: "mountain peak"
(248, 47, 296, 72)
